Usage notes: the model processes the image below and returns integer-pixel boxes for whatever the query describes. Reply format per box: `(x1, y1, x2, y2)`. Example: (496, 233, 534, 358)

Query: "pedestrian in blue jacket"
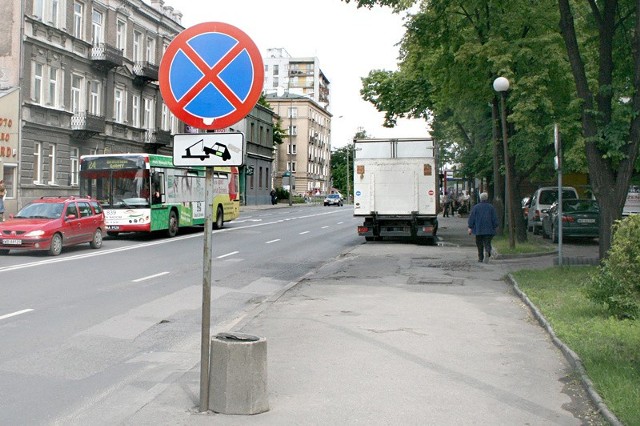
(467, 192, 498, 263)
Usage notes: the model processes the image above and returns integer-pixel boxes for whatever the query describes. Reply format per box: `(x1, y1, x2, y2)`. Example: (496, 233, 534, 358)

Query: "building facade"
(263, 48, 332, 196)
(0, 0, 279, 212)
(265, 93, 331, 196)
(0, 0, 186, 213)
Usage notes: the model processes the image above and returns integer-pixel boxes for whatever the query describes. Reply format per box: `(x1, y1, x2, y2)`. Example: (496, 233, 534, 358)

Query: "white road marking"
(132, 272, 170, 282)
(321, 226, 329, 229)
(217, 251, 239, 259)
(0, 309, 34, 321)
(299, 231, 310, 235)
(266, 239, 281, 244)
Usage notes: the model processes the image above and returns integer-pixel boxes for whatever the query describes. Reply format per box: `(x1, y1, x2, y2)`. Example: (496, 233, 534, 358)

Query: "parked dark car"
(541, 199, 599, 243)
(0, 196, 106, 256)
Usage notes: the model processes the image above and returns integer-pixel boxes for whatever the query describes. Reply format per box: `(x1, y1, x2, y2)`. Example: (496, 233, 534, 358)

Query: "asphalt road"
(0, 205, 359, 424)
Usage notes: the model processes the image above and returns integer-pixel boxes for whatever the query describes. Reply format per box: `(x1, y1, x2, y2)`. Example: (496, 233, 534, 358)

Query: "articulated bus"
(79, 154, 239, 237)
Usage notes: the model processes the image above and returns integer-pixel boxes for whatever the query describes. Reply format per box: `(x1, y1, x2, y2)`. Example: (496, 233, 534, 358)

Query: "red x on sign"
(159, 22, 264, 130)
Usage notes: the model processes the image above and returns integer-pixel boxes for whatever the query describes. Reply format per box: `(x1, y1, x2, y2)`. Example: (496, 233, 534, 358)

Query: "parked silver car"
(527, 186, 578, 234)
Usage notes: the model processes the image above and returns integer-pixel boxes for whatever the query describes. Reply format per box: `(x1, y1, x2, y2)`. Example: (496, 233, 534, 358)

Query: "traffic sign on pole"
(159, 22, 264, 130)
(173, 133, 245, 167)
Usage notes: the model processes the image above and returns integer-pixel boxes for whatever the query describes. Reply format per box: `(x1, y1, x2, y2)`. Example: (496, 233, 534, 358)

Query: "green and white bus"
(79, 154, 239, 237)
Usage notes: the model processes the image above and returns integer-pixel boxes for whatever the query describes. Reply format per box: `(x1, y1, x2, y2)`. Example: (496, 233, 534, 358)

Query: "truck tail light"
(357, 226, 369, 234)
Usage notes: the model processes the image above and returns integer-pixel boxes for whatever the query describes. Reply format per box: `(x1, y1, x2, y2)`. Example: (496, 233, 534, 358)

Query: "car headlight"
(24, 230, 45, 237)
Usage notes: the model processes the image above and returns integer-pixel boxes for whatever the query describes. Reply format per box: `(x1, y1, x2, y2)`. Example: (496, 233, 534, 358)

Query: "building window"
(273, 65, 279, 76)
(114, 88, 124, 123)
(133, 31, 142, 62)
(132, 95, 140, 127)
(48, 144, 57, 184)
(161, 104, 170, 130)
(288, 107, 297, 118)
(259, 167, 263, 188)
(89, 80, 101, 115)
(73, 2, 84, 38)
(71, 74, 84, 113)
(250, 174, 254, 190)
(287, 144, 297, 155)
(34, 0, 65, 28)
(143, 98, 154, 129)
(91, 9, 103, 44)
(287, 162, 296, 172)
(2, 164, 17, 198)
(47, 66, 59, 107)
(116, 19, 126, 51)
(34, 142, 43, 184)
(146, 36, 155, 63)
(33, 63, 44, 104)
(70, 148, 79, 186)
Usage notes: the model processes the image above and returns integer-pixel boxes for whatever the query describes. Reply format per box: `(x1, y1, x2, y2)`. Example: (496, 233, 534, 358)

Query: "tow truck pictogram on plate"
(182, 139, 232, 161)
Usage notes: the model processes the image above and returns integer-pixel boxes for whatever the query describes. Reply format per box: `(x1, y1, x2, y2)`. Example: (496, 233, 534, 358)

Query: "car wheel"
(90, 229, 103, 249)
(49, 233, 63, 256)
(166, 210, 178, 237)
(213, 205, 224, 230)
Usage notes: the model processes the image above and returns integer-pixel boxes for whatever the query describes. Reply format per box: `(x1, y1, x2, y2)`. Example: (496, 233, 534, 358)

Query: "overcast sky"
(161, 0, 429, 148)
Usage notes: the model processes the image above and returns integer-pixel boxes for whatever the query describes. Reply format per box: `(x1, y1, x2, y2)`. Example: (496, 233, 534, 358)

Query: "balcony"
(90, 43, 124, 71)
(144, 129, 172, 146)
(71, 112, 105, 140)
(133, 62, 159, 85)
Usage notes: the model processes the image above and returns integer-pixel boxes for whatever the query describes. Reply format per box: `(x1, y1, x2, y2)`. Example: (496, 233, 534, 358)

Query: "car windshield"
(327, 194, 340, 199)
(15, 202, 65, 219)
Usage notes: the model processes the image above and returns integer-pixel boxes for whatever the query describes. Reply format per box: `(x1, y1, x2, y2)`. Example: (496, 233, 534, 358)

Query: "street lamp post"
(493, 76, 516, 249)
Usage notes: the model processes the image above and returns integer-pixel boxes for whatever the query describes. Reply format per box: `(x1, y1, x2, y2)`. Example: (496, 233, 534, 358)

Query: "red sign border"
(159, 22, 264, 130)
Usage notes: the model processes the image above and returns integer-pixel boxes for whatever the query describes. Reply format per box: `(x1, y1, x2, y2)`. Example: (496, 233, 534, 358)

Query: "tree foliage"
(345, 0, 640, 257)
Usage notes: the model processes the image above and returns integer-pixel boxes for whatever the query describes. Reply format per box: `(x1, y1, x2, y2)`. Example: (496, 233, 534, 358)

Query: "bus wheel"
(167, 211, 178, 237)
(213, 205, 224, 230)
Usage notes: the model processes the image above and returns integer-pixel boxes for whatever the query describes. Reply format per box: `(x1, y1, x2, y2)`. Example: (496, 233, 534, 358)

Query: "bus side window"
(152, 171, 165, 204)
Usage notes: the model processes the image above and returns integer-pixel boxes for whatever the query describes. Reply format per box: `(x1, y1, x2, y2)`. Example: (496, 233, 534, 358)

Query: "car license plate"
(577, 218, 595, 223)
(2, 239, 22, 245)
(106, 226, 120, 230)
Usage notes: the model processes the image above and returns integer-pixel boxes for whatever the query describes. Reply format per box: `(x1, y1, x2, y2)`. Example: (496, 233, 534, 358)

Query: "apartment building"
(265, 93, 331, 196)
(263, 48, 332, 196)
(0, 0, 185, 212)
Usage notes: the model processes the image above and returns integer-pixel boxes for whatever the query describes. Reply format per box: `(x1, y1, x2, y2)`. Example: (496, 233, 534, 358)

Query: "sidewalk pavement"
(72, 208, 609, 425)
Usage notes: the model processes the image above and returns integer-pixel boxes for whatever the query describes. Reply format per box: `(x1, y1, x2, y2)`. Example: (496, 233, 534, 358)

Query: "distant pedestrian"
(270, 189, 277, 205)
(467, 192, 498, 263)
(0, 180, 5, 222)
(442, 192, 451, 217)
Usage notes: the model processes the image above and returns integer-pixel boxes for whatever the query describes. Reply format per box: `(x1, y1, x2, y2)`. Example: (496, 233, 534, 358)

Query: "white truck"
(353, 138, 439, 244)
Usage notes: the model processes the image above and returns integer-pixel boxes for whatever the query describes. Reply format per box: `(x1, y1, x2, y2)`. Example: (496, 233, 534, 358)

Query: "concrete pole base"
(209, 332, 269, 415)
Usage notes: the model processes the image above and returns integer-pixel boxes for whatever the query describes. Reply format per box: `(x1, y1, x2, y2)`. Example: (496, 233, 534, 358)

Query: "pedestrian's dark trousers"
(475, 235, 493, 261)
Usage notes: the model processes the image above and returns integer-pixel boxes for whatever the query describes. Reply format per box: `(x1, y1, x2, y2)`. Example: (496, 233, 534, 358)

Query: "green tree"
(558, 0, 640, 258)
(347, 0, 640, 258)
(330, 129, 368, 198)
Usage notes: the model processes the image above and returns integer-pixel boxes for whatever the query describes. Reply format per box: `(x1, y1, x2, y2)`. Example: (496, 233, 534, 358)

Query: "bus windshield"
(81, 168, 151, 209)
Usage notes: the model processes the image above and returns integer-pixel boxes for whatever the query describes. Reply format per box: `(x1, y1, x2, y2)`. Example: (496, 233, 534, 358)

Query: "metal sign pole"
(555, 124, 563, 266)
(199, 167, 214, 411)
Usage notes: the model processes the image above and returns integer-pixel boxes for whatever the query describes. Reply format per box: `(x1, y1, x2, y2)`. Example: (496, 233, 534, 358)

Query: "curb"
(506, 274, 623, 426)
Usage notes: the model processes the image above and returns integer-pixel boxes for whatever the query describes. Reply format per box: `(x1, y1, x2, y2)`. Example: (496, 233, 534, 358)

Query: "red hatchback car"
(0, 196, 106, 256)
